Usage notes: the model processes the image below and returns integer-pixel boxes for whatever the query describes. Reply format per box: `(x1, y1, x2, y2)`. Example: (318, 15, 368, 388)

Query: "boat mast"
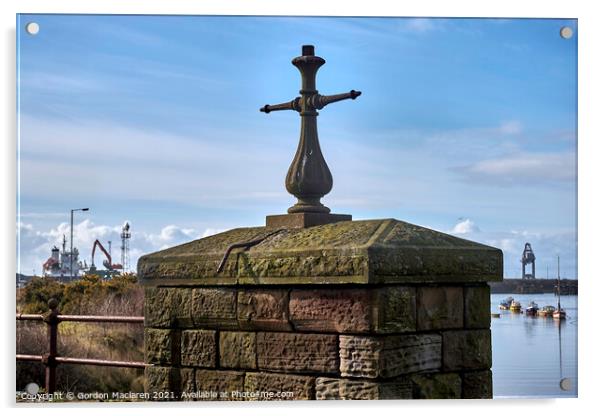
(557, 255, 561, 310)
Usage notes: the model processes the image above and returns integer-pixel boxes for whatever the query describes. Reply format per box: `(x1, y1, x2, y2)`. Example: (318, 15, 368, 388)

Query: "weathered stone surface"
(340, 334, 441, 378)
(191, 288, 237, 328)
(144, 328, 176, 365)
(462, 370, 493, 399)
(179, 368, 196, 400)
(290, 289, 371, 332)
(442, 330, 492, 371)
(257, 332, 339, 374)
(289, 287, 416, 334)
(464, 285, 491, 329)
(410, 373, 462, 399)
(180, 330, 216, 367)
(244, 372, 314, 400)
(145, 366, 179, 399)
(237, 289, 291, 330)
(219, 331, 256, 369)
(417, 286, 463, 330)
(316, 377, 412, 400)
(374, 286, 417, 333)
(139, 219, 503, 285)
(195, 370, 245, 401)
(145, 287, 192, 328)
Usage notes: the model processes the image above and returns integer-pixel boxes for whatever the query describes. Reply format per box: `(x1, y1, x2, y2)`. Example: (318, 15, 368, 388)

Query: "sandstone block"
(315, 377, 412, 400)
(462, 370, 493, 399)
(244, 372, 314, 400)
(219, 331, 256, 369)
(191, 288, 237, 328)
(290, 288, 371, 332)
(195, 370, 245, 401)
(417, 286, 463, 330)
(410, 373, 462, 399)
(145, 287, 192, 328)
(464, 285, 491, 329)
(374, 286, 417, 333)
(257, 332, 339, 374)
(179, 368, 196, 400)
(238, 289, 291, 330)
(442, 330, 492, 371)
(340, 334, 441, 378)
(180, 330, 216, 367)
(289, 287, 416, 334)
(144, 328, 176, 365)
(145, 366, 179, 400)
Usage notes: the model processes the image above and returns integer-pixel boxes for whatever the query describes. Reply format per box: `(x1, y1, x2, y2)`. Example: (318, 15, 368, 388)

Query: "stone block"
(237, 289, 291, 330)
(191, 288, 237, 328)
(145, 287, 192, 328)
(244, 372, 314, 400)
(180, 330, 216, 367)
(442, 330, 492, 371)
(340, 334, 441, 378)
(374, 286, 417, 333)
(179, 368, 196, 400)
(464, 285, 491, 329)
(315, 377, 412, 400)
(257, 332, 339, 374)
(417, 286, 463, 330)
(195, 370, 245, 401)
(410, 373, 462, 399)
(462, 370, 493, 399)
(144, 328, 177, 365)
(219, 331, 256, 369)
(289, 288, 371, 332)
(145, 366, 179, 400)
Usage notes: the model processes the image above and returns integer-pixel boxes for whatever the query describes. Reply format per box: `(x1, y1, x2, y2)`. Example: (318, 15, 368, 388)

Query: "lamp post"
(70, 207, 89, 280)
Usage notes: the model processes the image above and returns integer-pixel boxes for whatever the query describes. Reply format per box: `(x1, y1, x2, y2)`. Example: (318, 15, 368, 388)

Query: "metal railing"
(16, 298, 146, 394)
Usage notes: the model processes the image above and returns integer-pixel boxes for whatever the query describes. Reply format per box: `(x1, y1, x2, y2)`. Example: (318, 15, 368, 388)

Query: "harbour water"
(491, 293, 578, 398)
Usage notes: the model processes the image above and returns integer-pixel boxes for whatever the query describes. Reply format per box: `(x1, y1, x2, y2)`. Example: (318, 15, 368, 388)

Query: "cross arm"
(260, 97, 301, 113)
(311, 90, 361, 110)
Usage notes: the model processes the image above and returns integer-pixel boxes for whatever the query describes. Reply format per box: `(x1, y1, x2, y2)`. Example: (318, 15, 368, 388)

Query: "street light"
(70, 207, 89, 280)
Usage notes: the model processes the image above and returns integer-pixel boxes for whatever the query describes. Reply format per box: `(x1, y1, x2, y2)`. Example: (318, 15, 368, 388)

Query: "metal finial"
(260, 45, 361, 214)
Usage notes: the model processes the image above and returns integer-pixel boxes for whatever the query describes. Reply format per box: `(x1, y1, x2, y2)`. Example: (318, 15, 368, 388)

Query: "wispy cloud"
(452, 151, 576, 186)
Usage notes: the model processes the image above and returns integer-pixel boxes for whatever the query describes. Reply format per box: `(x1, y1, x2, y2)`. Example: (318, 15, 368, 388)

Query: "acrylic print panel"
(16, 15, 577, 401)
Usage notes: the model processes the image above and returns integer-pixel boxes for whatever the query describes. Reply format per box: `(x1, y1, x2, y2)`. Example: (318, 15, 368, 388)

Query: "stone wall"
(144, 283, 493, 400)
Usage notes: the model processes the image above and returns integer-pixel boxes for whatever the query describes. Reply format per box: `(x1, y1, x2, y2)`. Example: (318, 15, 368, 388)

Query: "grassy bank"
(16, 274, 144, 394)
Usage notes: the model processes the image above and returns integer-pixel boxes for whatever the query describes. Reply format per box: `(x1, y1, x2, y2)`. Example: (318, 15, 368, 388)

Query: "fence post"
(42, 298, 59, 394)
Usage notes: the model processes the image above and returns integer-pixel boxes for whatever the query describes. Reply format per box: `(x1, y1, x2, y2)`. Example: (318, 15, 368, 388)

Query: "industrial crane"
(90, 239, 123, 271)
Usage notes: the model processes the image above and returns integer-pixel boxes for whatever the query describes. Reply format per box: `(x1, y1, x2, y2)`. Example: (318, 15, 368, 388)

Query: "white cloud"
(453, 151, 576, 185)
(499, 120, 523, 135)
(403, 18, 438, 33)
(17, 220, 212, 275)
(451, 218, 480, 234)
(447, 220, 576, 279)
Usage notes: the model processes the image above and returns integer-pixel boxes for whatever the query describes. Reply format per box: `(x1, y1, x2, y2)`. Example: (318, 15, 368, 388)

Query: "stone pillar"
(139, 219, 502, 400)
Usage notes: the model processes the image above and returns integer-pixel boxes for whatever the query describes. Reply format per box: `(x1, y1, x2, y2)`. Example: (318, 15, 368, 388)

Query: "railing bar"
(58, 315, 144, 323)
(16, 354, 43, 362)
(55, 357, 147, 368)
(16, 314, 44, 321)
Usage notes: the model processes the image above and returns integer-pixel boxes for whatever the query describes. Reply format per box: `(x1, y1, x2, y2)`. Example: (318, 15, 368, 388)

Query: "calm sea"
(491, 293, 578, 398)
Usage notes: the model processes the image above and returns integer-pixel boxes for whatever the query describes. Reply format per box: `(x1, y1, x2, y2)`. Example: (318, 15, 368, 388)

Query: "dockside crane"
(90, 239, 123, 272)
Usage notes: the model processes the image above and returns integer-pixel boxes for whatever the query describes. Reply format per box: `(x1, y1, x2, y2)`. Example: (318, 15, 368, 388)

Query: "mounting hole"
(560, 377, 572, 391)
(560, 26, 573, 39)
(25, 22, 40, 35)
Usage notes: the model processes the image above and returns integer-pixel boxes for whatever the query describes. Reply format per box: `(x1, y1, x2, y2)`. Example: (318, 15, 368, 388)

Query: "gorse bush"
(16, 274, 145, 395)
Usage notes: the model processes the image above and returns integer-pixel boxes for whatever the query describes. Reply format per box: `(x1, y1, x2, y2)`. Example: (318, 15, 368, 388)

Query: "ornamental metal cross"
(260, 45, 361, 214)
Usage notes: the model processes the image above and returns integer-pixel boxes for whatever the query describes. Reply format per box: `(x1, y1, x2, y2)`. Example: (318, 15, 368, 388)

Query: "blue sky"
(16, 15, 577, 278)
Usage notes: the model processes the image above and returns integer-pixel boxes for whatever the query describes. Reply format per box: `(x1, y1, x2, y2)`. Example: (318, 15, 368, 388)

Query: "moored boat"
(525, 301, 539, 316)
(509, 300, 522, 312)
(499, 296, 514, 310)
(538, 305, 555, 317)
(553, 256, 567, 320)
